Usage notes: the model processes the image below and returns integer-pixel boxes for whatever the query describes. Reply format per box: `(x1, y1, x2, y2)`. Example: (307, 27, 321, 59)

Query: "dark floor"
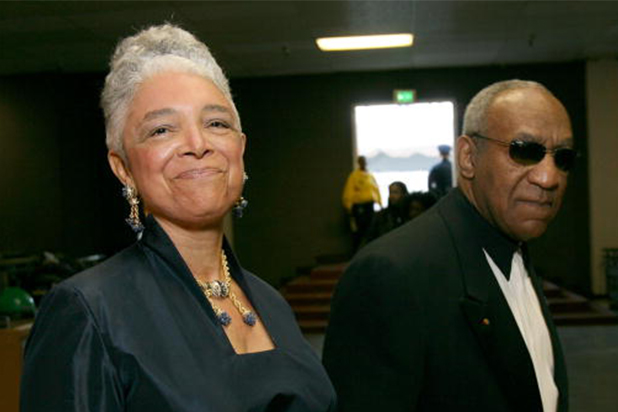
(305, 325, 618, 412)
(559, 326, 618, 412)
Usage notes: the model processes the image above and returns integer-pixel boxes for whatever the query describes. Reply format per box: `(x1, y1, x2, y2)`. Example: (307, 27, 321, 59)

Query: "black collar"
(138, 214, 250, 295)
(451, 188, 521, 279)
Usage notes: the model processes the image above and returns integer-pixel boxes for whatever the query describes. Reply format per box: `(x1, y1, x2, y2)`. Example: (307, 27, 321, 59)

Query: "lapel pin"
(481, 318, 490, 326)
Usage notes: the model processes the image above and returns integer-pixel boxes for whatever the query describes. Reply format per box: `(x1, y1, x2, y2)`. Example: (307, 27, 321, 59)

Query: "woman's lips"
(175, 167, 223, 179)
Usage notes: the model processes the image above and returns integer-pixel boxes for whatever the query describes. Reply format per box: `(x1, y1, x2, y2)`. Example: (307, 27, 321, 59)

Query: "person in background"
(405, 191, 437, 221)
(428, 144, 453, 198)
(366, 181, 408, 242)
(342, 155, 382, 251)
(324, 79, 574, 411)
(20, 24, 336, 412)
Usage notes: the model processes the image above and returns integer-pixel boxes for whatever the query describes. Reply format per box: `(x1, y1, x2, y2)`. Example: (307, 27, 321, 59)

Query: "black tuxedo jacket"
(323, 189, 567, 411)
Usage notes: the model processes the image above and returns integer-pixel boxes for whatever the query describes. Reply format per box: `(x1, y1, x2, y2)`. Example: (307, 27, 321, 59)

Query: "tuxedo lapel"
(438, 191, 544, 411)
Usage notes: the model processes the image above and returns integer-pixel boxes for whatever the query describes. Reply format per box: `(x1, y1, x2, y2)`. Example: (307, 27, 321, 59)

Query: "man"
(428, 144, 453, 198)
(324, 80, 576, 411)
(342, 155, 382, 251)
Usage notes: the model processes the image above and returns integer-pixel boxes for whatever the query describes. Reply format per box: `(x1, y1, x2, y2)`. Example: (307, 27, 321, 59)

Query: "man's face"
(470, 88, 573, 242)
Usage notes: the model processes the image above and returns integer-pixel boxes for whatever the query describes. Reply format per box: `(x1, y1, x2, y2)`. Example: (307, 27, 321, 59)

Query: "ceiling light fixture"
(316, 33, 413, 51)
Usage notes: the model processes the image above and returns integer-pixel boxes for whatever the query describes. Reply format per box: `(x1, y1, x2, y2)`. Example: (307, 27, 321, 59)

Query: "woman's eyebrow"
(201, 104, 232, 115)
(142, 108, 176, 122)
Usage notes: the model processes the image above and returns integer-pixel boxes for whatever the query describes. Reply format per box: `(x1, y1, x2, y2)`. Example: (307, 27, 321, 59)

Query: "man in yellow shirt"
(342, 156, 382, 251)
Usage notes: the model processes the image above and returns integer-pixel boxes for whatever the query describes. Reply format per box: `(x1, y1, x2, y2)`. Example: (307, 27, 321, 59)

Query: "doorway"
(354, 101, 456, 203)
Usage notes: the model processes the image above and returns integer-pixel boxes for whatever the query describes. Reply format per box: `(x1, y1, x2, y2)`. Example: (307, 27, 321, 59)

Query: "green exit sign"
(394, 89, 416, 103)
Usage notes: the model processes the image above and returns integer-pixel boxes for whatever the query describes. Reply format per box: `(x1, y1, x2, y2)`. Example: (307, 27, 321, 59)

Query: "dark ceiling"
(1, 1, 618, 78)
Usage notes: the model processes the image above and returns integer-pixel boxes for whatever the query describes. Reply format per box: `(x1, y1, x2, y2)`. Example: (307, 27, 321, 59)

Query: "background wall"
(233, 61, 590, 292)
(0, 76, 63, 254)
(0, 62, 592, 294)
(586, 59, 618, 295)
(0, 74, 133, 258)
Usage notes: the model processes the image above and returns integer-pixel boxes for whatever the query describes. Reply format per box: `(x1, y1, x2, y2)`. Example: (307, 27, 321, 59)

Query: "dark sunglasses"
(472, 134, 577, 172)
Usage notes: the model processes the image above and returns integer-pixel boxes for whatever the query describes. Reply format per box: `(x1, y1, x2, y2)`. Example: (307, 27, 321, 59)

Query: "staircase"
(283, 263, 346, 333)
(282, 263, 618, 333)
(544, 281, 618, 326)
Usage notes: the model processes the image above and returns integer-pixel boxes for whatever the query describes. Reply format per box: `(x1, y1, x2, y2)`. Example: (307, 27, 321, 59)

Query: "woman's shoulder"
(57, 243, 147, 301)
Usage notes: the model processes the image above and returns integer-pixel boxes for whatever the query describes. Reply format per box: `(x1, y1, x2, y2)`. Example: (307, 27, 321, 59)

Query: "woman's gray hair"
(462, 79, 550, 137)
(101, 24, 240, 158)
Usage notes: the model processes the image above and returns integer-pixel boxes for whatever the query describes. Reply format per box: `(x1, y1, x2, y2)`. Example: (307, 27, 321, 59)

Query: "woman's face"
(109, 71, 245, 230)
(388, 185, 405, 206)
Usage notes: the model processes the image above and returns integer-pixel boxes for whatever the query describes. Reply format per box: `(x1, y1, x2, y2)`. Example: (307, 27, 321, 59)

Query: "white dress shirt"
(484, 248, 558, 412)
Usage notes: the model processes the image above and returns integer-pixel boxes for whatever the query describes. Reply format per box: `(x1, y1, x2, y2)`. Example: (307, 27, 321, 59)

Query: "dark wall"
(0, 76, 63, 253)
(0, 61, 590, 294)
(0, 74, 133, 258)
(232, 62, 590, 292)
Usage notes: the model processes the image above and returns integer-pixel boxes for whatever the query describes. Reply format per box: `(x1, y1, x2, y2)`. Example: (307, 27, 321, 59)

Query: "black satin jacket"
(21, 216, 336, 412)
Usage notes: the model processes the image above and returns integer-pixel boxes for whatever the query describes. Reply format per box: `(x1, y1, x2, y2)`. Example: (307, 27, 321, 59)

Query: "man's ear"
(108, 151, 134, 188)
(457, 135, 476, 180)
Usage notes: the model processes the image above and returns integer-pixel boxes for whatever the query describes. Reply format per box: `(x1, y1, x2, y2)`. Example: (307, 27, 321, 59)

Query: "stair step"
(310, 263, 348, 280)
(292, 305, 331, 321)
(553, 309, 618, 326)
(285, 292, 332, 306)
(543, 281, 562, 298)
(547, 295, 590, 312)
(285, 278, 339, 293)
(298, 319, 328, 334)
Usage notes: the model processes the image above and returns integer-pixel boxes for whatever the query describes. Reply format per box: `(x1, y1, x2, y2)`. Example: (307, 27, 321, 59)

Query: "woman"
(21, 24, 336, 411)
(366, 181, 408, 242)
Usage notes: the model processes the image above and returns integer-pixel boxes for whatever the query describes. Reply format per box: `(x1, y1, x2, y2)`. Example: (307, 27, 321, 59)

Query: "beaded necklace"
(197, 250, 258, 327)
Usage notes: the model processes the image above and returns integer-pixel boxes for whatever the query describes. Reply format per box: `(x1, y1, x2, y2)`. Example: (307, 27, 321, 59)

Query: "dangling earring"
(122, 185, 144, 235)
(232, 197, 248, 218)
(232, 173, 249, 218)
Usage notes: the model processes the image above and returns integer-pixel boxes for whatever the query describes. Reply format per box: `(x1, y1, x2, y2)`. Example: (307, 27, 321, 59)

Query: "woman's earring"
(233, 173, 249, 218)
(232, 197, 248, 218)
(122, 185, 144, 235)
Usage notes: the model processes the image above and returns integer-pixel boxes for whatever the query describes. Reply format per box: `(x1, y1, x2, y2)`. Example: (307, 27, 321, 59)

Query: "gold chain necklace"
(197, 250, 258, 327)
